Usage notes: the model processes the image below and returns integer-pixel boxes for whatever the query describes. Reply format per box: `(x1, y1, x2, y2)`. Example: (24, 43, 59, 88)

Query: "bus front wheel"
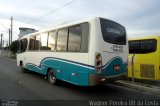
(20, 61, 27, 73)
(48, 69, 57, 85)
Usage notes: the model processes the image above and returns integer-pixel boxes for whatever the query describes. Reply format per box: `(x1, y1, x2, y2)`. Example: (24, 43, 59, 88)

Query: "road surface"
(0, 57, 159, 105)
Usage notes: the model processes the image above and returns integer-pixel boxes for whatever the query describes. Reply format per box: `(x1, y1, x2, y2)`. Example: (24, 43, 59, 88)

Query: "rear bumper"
(105, 73, 127, 83)
(89, 72, 127, 86)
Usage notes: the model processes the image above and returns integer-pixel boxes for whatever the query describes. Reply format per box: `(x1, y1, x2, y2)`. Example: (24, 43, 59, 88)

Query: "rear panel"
(88, 18, 128, 85)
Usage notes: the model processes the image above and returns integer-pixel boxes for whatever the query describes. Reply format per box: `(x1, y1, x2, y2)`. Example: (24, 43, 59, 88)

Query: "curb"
(114, 80, 160, 96)
(0, 56, 16, 62)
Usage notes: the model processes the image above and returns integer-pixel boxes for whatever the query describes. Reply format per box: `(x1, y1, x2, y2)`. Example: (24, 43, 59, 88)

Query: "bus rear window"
(129, 39, 157, 54)
(100, 18, 126, 45)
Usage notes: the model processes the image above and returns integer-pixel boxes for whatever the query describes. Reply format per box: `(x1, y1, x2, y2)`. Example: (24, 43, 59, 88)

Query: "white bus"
(17, 17, 128, 86)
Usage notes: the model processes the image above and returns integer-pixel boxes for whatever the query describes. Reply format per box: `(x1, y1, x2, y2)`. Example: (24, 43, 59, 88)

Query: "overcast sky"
(0, 0, 160, 43)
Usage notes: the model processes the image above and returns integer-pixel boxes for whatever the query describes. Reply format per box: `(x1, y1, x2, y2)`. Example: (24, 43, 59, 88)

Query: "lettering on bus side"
(111, 44, 123, 52)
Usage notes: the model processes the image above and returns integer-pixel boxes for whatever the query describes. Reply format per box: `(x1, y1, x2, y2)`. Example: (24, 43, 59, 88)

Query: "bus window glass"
(100, 18, 126, 45)
(40, 33, 48, 50)
(29, 36, 35, 50)
(35, 35, 41, 50)
(68, 25, 82, 52)
(28, 35, 40, 50)
(20, 38, 28, 52)
(129, 39, 157, 54)
(48, 31, 56, 50)
(57, 28, 68, 51)
(80, 23, 89, 52)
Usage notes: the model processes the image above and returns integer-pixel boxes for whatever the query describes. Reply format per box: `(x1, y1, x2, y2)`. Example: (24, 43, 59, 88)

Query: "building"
(18, 27, 37, 39)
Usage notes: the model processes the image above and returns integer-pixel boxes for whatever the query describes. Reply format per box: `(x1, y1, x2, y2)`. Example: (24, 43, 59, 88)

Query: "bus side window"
(80, 23, 89, 52)
(35, 35, 41, 50)
(48, 31, 56, 51)
(29, 35, 41, 51)
(29, 36, 35, 50)
(68, 25, 82, 52)
(57, 28, 68, 51)
(40, 33, 48, 50)
(19, 38, 28, 53)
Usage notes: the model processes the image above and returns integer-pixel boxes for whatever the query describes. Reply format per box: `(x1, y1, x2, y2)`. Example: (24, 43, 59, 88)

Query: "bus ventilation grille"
(140, 64, 155, 79)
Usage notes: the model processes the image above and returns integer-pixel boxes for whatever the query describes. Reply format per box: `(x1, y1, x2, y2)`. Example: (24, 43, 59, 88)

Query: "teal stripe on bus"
(25, 57, 127, 86)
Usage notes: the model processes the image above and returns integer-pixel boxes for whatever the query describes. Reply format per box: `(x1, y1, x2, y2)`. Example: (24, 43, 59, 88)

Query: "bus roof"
(20, 17, 124, 39)
(128, 35, 160, 41)
(20, 17, 101, 39)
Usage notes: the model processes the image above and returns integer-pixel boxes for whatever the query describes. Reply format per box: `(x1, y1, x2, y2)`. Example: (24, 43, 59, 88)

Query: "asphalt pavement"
(0, 57, 159, 106)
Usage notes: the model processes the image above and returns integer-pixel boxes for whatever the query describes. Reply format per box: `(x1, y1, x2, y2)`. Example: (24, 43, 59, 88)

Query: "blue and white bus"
(17, 17, 128, 86)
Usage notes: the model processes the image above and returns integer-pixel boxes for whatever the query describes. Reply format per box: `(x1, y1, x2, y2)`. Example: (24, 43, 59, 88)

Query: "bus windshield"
(129, 39, 157, 54)
(100, 18, 126, 45)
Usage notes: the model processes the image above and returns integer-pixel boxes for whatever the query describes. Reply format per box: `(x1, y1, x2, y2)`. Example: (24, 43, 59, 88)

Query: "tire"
(20, 62, 27, 73)
(48, 69, 57, 85)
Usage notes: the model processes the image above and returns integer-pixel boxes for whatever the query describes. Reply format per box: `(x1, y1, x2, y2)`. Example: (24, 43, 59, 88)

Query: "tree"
(10, 40, 19, 54)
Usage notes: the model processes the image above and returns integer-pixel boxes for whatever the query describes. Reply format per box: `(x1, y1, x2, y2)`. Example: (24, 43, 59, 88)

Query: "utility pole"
(0, 34, 3, 48)
(2, 40, 4, 52)
(0, 34, 3, 55)
(9, 29, 11, 47)
(132, 54, 135, 83)
(10, 17, 13, 43)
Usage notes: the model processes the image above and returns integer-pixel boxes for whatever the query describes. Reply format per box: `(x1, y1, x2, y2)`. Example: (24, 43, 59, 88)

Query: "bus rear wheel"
(48, 69, 57, 85)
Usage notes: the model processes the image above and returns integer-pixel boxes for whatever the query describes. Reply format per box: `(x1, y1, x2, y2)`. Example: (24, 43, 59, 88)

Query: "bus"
(17, 17, 128, 86)
(128, 36, 160, 80)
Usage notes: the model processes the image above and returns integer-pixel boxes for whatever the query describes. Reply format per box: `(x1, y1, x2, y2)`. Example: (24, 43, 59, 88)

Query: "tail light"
(95, 53, 102, 73)
(113, 65, 120, 71)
